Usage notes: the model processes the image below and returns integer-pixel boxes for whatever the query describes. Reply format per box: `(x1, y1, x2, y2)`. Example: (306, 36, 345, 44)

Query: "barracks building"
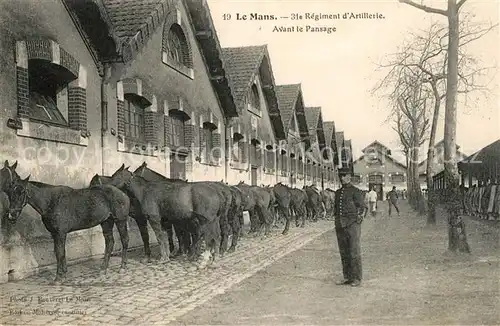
(0, 0, 353, 282)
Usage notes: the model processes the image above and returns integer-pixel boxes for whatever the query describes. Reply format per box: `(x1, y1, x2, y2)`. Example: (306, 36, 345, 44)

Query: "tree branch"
(457, 0, 467, 10)
(399, 0, 448, 16)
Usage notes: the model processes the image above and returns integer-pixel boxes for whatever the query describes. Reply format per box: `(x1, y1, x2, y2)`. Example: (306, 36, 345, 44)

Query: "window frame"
(123, 94, 146, 143)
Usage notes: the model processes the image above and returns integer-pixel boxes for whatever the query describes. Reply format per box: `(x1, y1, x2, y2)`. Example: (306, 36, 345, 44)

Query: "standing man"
(387, 186, 400, 216)
(333, 168, 365, 287)
(367, 186, 378, 217)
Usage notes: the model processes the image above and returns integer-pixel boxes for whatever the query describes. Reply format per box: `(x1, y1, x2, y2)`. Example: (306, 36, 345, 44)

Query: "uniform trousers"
(335, 221, 362, 282)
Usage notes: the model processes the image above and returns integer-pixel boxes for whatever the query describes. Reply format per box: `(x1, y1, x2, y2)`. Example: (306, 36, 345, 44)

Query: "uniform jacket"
(334, 183, 365, 227)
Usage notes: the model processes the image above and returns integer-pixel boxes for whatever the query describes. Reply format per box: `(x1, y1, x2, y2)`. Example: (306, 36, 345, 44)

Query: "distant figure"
(367, 187, 378, 217)
(387, 186, 400, 216)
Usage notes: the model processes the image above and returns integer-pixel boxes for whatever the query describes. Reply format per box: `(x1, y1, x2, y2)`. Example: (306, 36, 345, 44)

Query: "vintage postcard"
(0, 0, 498, 325)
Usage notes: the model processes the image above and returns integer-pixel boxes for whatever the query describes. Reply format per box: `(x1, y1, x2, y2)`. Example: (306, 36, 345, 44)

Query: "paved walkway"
(176, 202, 499, 325)
(1, 201, 498, 325)
(0, 218, 334, 325)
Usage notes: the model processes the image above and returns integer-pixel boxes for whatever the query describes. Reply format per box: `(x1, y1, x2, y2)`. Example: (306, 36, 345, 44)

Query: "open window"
(28, 59, 77, 127)
(232, 133, 244, 162)
(202, 122, 217, 164)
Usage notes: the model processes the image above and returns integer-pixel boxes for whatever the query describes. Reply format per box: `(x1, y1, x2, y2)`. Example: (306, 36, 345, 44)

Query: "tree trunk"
(444, 0, 470, 253)
(426, 81, 441, 225)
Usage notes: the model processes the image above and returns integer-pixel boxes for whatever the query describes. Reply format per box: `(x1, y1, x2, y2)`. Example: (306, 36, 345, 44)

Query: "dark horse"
(108, 165, 223, 268)
(90, 172, 156, 263)
(134, 162, 238, 257)
(5, 165, 130, 284)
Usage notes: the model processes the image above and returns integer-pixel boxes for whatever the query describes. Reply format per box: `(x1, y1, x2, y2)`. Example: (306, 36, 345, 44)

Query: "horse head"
(109, 166, 133, 189)
(0, 160, 20, 192)
(7, 174, 30, 222)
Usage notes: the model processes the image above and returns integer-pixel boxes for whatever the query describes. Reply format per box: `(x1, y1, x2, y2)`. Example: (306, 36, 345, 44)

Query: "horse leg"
(228, 213, 241, 253)
(51, 232, 67, 284)
(135, 216, 151, 263)
(148, 216, 170, 263)
(165, 221, 175, 255)
(115, 219, 129, 272)
(219, 215, 230, 258)
(282, 206, 291, 235)
(300, 206, 306, 227)
(99, 219, 115, 275)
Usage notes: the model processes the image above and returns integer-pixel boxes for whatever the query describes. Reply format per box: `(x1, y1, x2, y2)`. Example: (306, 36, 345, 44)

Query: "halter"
(8, 183, 28, 219)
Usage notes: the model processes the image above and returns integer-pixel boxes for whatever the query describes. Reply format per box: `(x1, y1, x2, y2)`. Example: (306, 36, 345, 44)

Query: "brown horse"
(134, 162, 234, 257)
(272, 183, 293, 235)
(5, 167, 130, 284)
(108, 165, 222, 267)
(90, 173, 153, 263)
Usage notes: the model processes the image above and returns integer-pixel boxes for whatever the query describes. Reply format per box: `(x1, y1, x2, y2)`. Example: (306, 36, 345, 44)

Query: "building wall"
(0, 0, 108, 283)
(226, 73, 277, 186)
(0, 0, 227, 283)
(103, 0, 226, 182)
(353, 155, 407, 194)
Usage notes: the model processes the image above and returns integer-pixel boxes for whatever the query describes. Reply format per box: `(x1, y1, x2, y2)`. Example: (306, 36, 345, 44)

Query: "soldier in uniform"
(333, 168, 365, 287)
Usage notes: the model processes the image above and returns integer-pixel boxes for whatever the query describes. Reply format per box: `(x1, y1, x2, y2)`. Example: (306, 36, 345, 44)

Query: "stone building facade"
(353, 141, 407, 200)
(0, 0, 347, 283)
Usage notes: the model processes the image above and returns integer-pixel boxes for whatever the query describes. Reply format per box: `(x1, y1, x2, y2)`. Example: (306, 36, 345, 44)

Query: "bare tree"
(377, 17, 496, 226)
(392, 68, 430, 213)
(398, 0, 498, 253)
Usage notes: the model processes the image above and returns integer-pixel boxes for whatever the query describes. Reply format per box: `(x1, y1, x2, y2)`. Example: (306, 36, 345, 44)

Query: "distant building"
(418, 140, 468, 189)
(353, 141, 407, 200)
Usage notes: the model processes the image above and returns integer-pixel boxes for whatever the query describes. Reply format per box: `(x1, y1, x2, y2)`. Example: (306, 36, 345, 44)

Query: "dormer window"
(167, 25, 185, 64)
(162, 17, 194, 79)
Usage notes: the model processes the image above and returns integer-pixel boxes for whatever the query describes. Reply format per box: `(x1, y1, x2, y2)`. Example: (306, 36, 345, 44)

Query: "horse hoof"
(50, 279, 64, 286)
(140, 257, 152, 264)
(227, 247, 236, 253)
(119, 267, 127, 274)
(158, 258, 170, 264)
(282, 231, 289, 236)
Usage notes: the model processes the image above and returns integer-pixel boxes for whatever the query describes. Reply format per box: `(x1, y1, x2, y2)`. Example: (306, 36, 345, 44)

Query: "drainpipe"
(100, 63, 112, 176)
(224, 116, 230, 183)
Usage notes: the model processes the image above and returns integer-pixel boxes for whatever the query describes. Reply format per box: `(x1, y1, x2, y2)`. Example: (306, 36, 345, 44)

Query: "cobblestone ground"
(0, 220, 333, 325)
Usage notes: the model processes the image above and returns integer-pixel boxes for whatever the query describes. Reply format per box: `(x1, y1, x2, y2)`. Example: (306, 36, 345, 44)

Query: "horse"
(90, 173, 153, 263)
(108, 165, 223, 268)
(272, 183, 293, 235)
(134, 162, 235, 257)
(5, 167, 130, 284)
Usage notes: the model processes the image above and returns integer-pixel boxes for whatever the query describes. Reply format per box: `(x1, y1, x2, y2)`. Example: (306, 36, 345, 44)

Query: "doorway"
(170, 152, 186, 180)
(251, 166, 257, 186)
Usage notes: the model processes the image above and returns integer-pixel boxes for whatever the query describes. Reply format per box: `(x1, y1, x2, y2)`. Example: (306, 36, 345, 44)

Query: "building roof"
(222, 45, 286, 139)
(361, 140, 391, 153)
(102, 0, 162, 45)
(335, 131, 345, 148)
(304, 107, 321, 134)
(458, 139, 500, 175)
(323, 121, 335, 146)
(184, 0, 238, 116)
(275, 84, 300, 130)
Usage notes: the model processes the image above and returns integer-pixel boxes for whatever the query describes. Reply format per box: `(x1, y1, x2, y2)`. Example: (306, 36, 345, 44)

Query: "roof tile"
(304, 107, 321, 133)
(221, 46, 266, 109)
(103, 0, 163, 44)
(275, 84, 300, 130)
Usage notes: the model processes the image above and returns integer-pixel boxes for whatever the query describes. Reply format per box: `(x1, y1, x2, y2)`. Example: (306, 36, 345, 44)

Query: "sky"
(206, 0, 500, 163)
